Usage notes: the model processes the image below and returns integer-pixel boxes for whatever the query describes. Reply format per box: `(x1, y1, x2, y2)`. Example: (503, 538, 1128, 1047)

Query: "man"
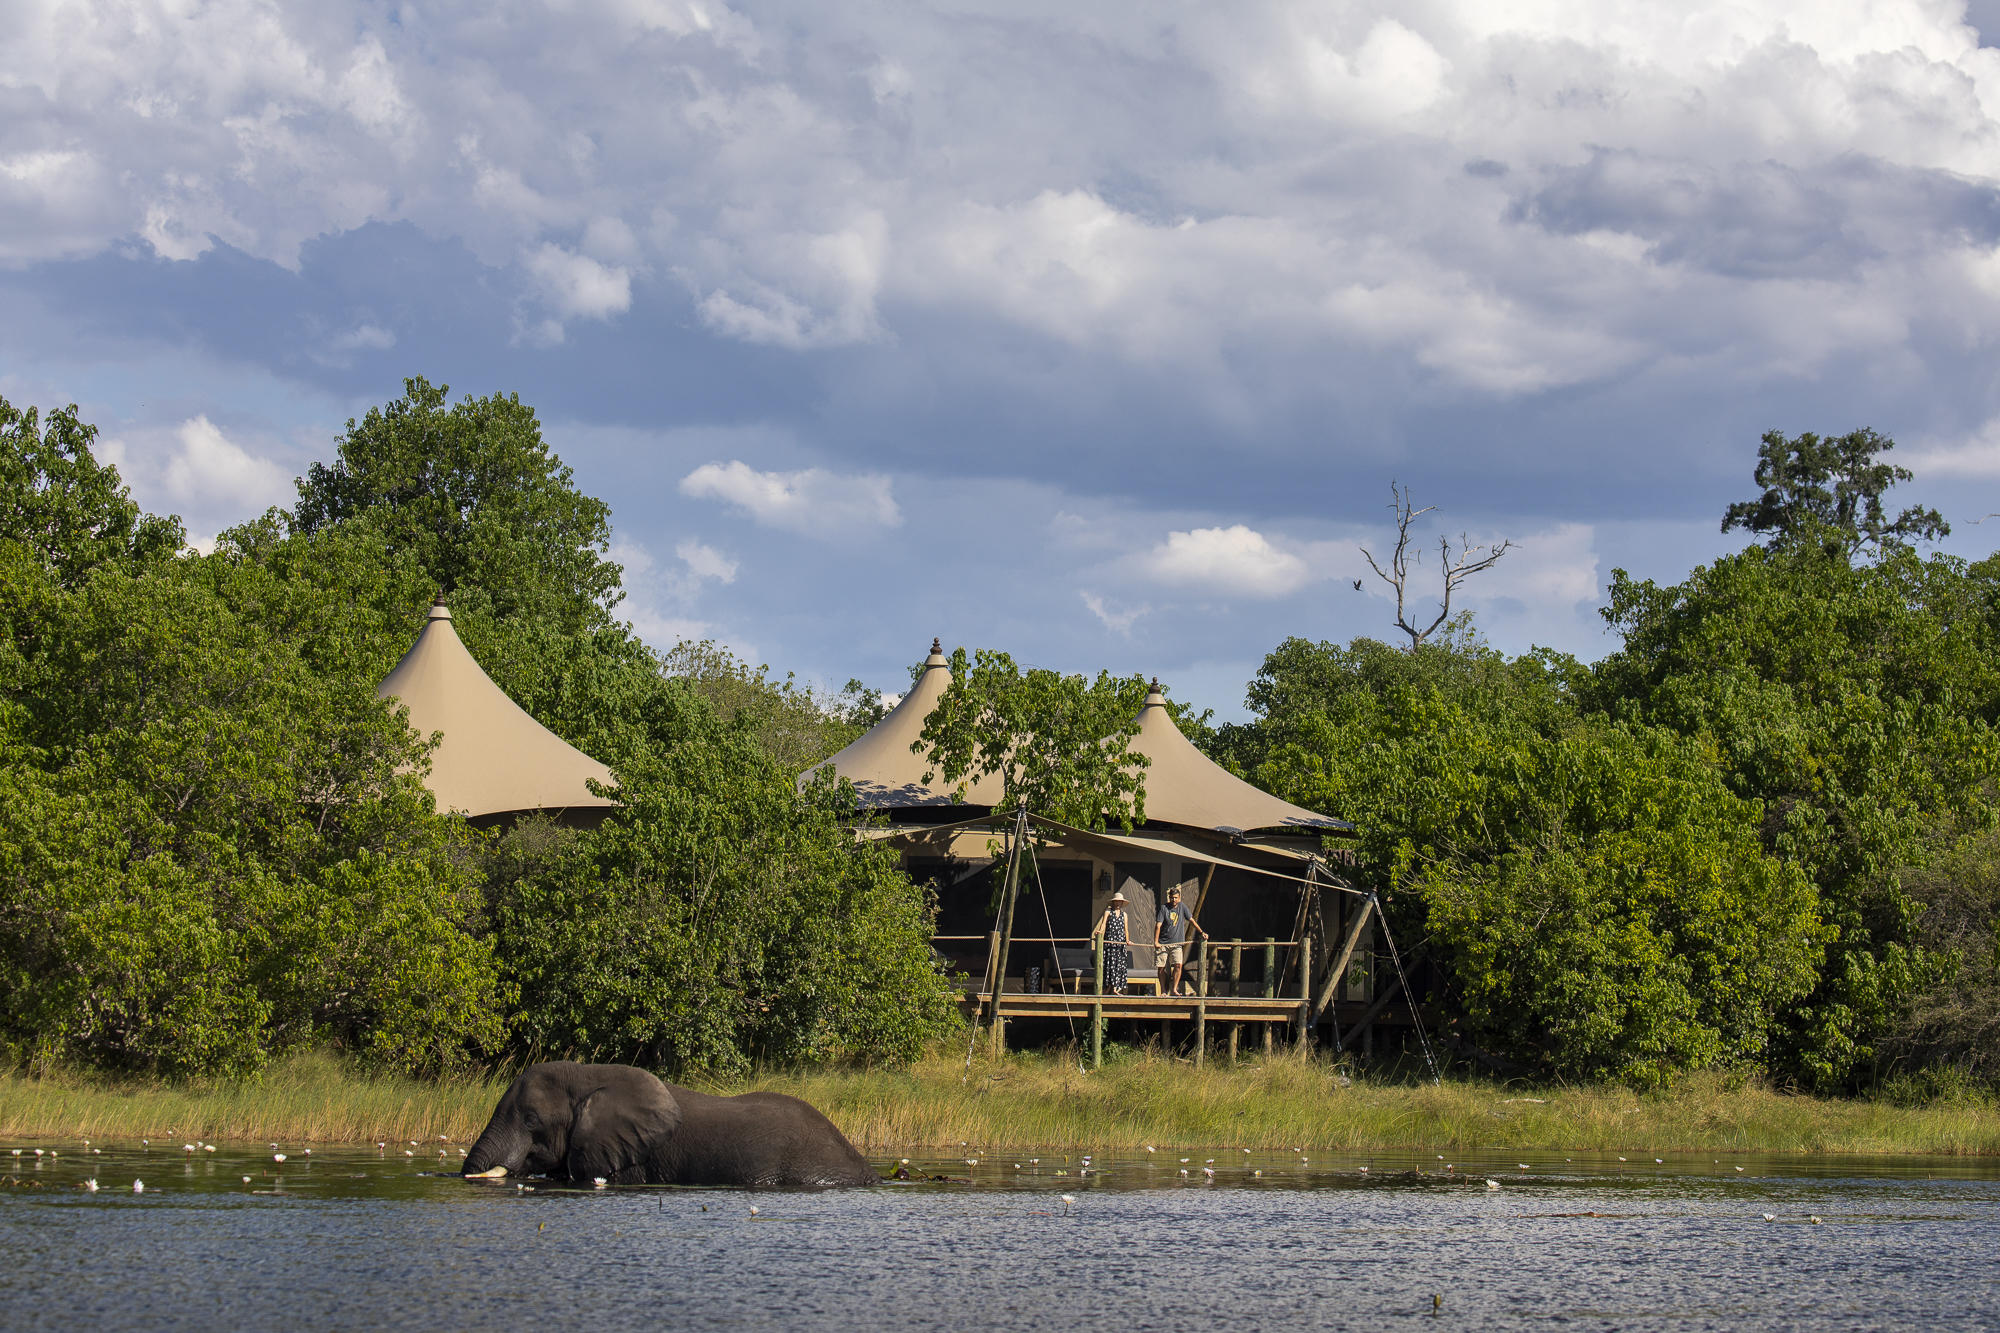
(1152, 885, 1205, 996)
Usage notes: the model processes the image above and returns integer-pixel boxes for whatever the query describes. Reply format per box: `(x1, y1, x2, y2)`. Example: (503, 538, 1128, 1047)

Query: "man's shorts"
(1155, 942, 1185, 970)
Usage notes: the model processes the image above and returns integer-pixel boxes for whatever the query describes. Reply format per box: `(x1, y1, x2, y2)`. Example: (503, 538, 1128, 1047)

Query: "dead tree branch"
(1359, 482, 1513, 649)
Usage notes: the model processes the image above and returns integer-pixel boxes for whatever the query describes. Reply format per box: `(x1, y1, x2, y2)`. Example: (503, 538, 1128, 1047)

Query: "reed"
(0, 1052, 508, 1145)
(746, 1046, 2000, 1156)
(2, 1047, 1994, 1154)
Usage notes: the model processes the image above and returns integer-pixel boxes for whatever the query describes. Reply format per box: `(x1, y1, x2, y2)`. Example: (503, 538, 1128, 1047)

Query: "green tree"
(292, 375, 622, 631)
(1220, 631, 1821, 1086)
(1, 397, 183, 588)
(659, 639, 875, 772)
(1594, 542, 2000, 1086)
(1721, 427, 1946, 555)
(0, 401, 506, 1076)
(493, 685, 959, 1074)
(1883, 829, 2000, 1086)
(916, 648, 1151, 828)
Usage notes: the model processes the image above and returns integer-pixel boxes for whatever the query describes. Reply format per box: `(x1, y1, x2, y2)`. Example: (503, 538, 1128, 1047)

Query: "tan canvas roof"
(1128, 684, 1348, 835)
(376, 602, 618, 819)
(807, 640, 1003, 808)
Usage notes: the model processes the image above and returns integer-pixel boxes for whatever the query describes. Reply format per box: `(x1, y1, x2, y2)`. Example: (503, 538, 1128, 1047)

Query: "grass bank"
(2, 1048, 1995, 1155)
(751, 1048, 2000, 1157)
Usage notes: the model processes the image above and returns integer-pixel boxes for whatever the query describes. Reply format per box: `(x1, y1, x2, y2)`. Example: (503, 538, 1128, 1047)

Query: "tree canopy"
(0, 386, 957, 1079)
(916, 647, 1152, 829)
(1720, 427, 1946, 555)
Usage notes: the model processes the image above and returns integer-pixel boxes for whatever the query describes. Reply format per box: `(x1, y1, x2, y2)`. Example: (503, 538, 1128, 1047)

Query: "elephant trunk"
(462, 1123, 527, 1178)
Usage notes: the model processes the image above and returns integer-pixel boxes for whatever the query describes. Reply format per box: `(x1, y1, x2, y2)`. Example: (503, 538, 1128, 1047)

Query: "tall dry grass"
(2, 1046, 1994, 1154)
(0, 1052, 508, 1145)
(747, 1046, 2000, 1156)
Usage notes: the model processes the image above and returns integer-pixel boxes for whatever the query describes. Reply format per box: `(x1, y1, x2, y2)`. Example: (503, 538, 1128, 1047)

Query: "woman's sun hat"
(1109, 891, 1128, 904)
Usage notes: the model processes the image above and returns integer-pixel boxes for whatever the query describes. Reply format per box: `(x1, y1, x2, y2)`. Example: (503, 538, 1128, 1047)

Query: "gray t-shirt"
(1156, 899, 1192, 944)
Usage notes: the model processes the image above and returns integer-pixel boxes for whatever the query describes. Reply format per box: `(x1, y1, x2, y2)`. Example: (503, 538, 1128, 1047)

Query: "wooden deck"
(960, 990, 1307, 1023)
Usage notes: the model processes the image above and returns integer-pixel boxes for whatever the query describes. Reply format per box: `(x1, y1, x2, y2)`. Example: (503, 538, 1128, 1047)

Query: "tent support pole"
(984, 806, 1030, 1053)
(1314, 893, 1377, 1030)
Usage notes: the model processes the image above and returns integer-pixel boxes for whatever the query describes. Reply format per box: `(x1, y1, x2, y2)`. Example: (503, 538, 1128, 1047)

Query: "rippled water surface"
(3, 1142, 1997, 1330)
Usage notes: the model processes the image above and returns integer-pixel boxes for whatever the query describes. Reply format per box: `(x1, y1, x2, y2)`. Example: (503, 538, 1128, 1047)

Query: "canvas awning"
(376, 601, 618, 819)
(860, 812, 1355, 893)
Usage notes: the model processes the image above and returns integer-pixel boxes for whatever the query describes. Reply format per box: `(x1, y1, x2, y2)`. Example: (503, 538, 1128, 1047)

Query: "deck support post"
(1193, 937, 1209, 1066)
(1227, 943, 1242, 1061)
(1091, 943, 1104, 1070)
(1262, 938, 1276, 1056)
(1295, 934, 1312, 1049)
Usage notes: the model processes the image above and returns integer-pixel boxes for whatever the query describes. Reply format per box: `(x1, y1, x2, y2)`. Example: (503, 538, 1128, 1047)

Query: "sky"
(6, 1, 2000, 720)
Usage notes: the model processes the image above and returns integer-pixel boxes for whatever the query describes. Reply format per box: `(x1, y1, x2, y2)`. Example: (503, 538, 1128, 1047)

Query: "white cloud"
(6, 1, 2000, 398)
(1464, 522, 1601, 615)
(1908, 417, 2000, 478)
(678, 460, 901, 534)
(1080, 590, 1148, 636)
(674, 538, 738, 584)
(158, 416, 290, 514)
(525, 243, 632, 322)
(94, 415, 295, 551)
(608, 535, 748, 648)
(331, 323, 396, 352)
(1142, 525, 1313, 598)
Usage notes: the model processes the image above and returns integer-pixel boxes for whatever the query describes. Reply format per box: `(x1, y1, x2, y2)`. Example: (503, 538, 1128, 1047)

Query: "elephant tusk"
(466, 1166, 508, 1178)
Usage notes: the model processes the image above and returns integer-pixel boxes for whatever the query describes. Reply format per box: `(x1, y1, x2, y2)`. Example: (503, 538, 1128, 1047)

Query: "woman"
(1089, 890, 1133, 995)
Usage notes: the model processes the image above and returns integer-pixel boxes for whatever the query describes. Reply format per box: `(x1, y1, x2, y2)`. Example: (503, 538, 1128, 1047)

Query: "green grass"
(3, 1047, 1995, 1155)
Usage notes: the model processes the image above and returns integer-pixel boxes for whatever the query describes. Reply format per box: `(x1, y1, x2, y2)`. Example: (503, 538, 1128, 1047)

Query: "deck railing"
(936, 932, 1315, 1066)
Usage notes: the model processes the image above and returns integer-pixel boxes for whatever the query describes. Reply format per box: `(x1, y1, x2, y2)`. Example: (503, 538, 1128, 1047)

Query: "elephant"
(461, 1061, 880, 1188)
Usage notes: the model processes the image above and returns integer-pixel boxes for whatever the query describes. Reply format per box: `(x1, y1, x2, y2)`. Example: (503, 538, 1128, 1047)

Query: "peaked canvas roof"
(376, 602, 618, 819)
(807, 640, 1002, 808)
(810, 640, 1346, 835)
(1126, 683, 1350, 836)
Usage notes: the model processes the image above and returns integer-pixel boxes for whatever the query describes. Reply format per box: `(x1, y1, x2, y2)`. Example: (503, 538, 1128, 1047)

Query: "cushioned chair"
(1051, 945, 1159, 994)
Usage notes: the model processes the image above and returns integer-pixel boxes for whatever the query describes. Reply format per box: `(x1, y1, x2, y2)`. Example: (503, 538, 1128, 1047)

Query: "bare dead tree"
(1359, 483, 1513, 650)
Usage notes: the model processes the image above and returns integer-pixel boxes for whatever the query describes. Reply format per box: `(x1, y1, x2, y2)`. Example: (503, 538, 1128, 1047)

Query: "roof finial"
(932, 637, 942, 655)
(1149, 677, 1161, 694)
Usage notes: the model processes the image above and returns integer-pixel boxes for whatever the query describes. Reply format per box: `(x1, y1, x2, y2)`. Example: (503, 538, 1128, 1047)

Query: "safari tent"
(811, 640, 1429, 1064)
(376, 601, 618, 826)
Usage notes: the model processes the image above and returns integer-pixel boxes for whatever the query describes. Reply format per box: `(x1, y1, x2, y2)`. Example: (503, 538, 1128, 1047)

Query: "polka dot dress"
(1104, 909, 1130, 994)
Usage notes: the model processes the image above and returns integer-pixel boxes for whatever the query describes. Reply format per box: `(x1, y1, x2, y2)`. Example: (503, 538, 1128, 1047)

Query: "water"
(3, 1143, 1997, 1330)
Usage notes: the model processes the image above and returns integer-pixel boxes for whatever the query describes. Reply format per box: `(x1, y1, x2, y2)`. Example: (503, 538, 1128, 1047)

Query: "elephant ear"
(565, 1071, 683, 1182)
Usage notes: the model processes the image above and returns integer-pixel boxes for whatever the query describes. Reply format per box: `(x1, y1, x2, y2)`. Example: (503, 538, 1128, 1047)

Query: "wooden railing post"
(1091, 942, 1104, 1070)
(1295, 934, 1312, 1048)
(1193, 936, 1209, 1067)
(1262, 937, 1276, 1055)
(1227, 942, 1242, 1062)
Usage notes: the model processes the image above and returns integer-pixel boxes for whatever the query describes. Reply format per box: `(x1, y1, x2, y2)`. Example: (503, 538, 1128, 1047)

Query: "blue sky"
(6, 1, 2000, 719)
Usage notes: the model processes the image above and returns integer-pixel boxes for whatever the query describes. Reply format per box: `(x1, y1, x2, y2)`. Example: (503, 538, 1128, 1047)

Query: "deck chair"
(1050, 945, 1160, 994)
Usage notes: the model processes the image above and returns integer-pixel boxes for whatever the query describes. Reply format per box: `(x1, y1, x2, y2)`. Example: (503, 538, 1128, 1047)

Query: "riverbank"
(2, 1049, 1994, 1155)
